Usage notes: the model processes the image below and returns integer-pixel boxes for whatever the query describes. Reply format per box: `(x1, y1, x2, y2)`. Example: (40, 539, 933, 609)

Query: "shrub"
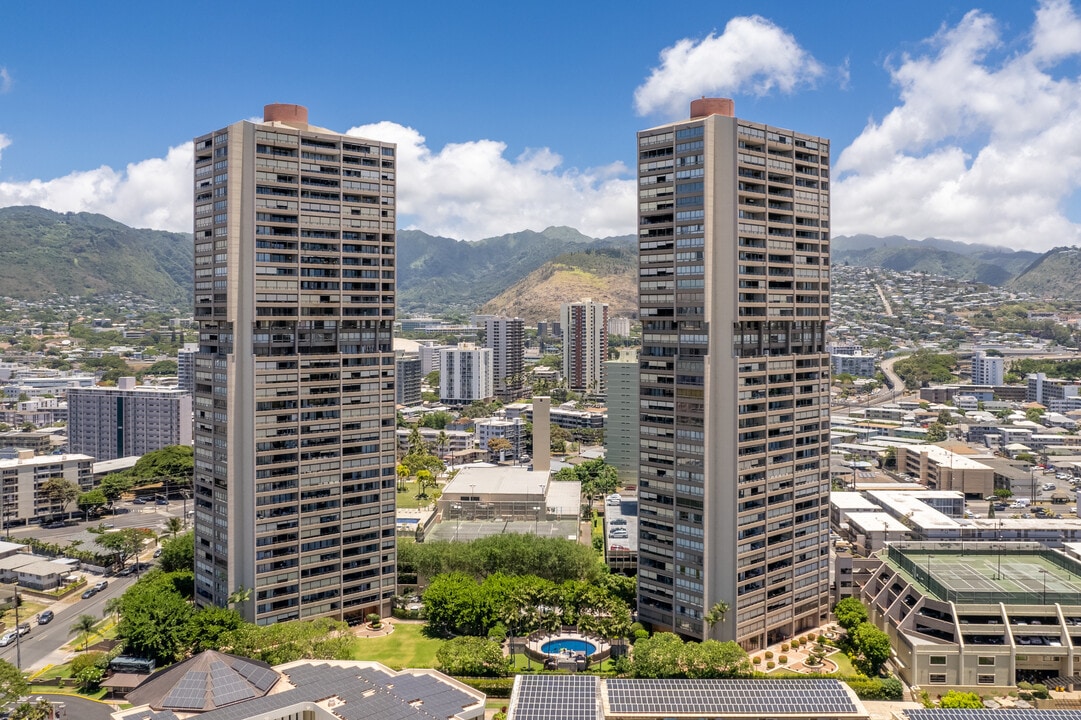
(487, 623, 507, 643)
(456, 676, 516, 698)
(1032, 684, 1050, 700)
(781, 643, 790, 652)
(366, 612, 382, 628)
(779, 655, 788, 664)
(766, 661, 775, 669)
(70, 650, 107, 676)
(76, 665, 104, 691)
(764, 650, 774, 659)
(634, 628, 649, 641)
(752, 656, 761, 664)
(844, 676, 904, 701)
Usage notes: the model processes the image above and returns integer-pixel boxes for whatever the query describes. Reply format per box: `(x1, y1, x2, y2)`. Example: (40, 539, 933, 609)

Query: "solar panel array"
(232, 658, 280, 692)
(194, 662, 483, 720)
(907, 711, 1081, 720)
(386, 673, 475, 719)
(161, 670, 209, 710)
(605, 678, 859, 716)
(210, 660, 259, 707)
(510, 674, 600, 720)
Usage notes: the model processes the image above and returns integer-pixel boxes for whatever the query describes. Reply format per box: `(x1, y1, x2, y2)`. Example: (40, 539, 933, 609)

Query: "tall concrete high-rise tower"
(192, 104, 398, 625)
(636, 98, 831, 650)
(479, 316, 525, 401)
(561, 299, 608, 397)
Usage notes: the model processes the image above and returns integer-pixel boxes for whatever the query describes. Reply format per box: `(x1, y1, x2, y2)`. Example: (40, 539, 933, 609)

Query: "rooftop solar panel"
(907, 711, 1081, 720)
(604, 678, 859, 716)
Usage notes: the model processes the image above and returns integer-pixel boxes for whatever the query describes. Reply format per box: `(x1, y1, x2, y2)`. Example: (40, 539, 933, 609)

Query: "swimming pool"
(541, 638, 597, 655)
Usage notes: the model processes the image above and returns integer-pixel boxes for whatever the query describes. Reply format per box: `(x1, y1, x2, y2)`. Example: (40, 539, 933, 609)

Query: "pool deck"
(523, 630, 611, 667)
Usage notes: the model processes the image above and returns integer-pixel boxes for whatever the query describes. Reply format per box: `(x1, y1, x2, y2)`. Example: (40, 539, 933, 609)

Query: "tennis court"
(890, 546, 1081, 604)
(425, 518, 580, 543)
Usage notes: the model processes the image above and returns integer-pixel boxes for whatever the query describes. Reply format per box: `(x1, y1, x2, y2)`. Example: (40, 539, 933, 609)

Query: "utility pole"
(12, 580, 21, 671)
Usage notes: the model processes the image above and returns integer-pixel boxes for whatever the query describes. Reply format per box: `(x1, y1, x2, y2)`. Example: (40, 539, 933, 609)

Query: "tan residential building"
(636, 98, 831, 649)
(191, 104, 398, 625)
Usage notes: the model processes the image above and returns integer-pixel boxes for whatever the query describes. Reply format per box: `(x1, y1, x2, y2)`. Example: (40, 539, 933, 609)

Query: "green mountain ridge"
(2, 206, 1077, 312)
(0, 206, 192, 308)
(832, 234, 1041, 286)
(396, 226, 635, 315)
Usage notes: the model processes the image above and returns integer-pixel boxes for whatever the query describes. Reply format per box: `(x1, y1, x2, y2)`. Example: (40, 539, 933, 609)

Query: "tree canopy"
(159, 530, 194, 573)
(435, 636, 509, 677)
(116, 570, 196, 664)
(0, 659, 28, 703)
(632, 632, 751, 678)
(131, 444, 193, 485)
(402, 533, 602, 584)
(834, 597, 869, 632)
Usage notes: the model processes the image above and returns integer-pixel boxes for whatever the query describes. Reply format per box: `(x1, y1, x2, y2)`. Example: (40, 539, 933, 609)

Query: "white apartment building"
(474, 416, 526, 459)
(970, 350, 1004, 386)
(0, 450, 94, 527)
(440, 343, 493, 405)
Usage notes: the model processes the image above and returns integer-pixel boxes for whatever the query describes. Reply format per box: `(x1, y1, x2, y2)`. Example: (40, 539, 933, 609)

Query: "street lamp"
(925, 554, 934, 585)
(1041, 569, 1049, 605)
(469, 484, 476, 521)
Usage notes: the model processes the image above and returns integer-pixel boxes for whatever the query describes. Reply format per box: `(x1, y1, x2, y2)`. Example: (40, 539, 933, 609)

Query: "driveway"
(11, 694, 115, 720)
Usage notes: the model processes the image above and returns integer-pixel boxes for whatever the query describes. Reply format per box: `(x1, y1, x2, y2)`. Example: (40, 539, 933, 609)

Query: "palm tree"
(704, 600, 730, 637)
(164, 516, 184, 539)
(396, 463, 410, 493)
(69, 614, 98, 652)
(103, 596, 123, 625)
(437, 430, 449, 460)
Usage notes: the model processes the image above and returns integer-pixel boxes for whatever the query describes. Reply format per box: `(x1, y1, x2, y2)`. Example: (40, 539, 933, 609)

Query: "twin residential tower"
(192, 105, 398, 625)
(636, 98, 832, 650)
(191, 99, 831, 648)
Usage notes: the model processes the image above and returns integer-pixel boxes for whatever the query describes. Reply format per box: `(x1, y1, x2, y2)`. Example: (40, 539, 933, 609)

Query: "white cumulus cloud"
(0, 143, 192, 231)
(834, 0, 1081, 250)
(347, 121, 635, 240)
(0, 133, 10, 169)
(0, 124, 636, 241)
(634, 15, 824, 117)
(0, 68, 11, 94)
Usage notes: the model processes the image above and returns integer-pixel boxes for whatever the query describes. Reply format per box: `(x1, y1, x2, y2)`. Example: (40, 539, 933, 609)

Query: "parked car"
(16, 623, 30, 636)
(609, 518, 627, 526)
(131, 497, 147, 505)
(605, 494, 622, 506)
(155, 498, 170, 506)
(153, 548, 163, 558)
(0, 631, 17, 647)
(118, 565, 136, 576)
(43, 521, 65, 529)
(609, 529, 629, 539)
(37, 610, 54, 625)
(81, 587, 97, 599)
(93, 580, 108, 592)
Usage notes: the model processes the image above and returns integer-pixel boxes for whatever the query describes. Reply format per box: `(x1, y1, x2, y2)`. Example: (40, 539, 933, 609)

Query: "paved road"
(0, 569, 141, 672)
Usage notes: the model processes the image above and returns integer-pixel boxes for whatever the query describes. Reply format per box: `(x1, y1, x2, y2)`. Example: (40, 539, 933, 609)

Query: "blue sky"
(1, 0, 1080, 249)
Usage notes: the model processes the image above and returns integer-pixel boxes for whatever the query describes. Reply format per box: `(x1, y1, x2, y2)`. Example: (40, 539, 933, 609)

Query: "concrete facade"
(191, 106, 398, 625)
(636, 99, 831, 648)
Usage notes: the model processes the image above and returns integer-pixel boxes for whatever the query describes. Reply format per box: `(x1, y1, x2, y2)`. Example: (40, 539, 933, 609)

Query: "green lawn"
(349, 623, 444, 669)
(396, 487, 441, 510)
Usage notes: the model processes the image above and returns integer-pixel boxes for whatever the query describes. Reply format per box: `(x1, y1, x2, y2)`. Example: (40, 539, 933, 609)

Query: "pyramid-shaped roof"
(125, 650, 280, 713)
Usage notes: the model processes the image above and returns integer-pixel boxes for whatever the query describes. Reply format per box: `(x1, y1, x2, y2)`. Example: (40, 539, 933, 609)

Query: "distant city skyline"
(1, 0, 1080, 250)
